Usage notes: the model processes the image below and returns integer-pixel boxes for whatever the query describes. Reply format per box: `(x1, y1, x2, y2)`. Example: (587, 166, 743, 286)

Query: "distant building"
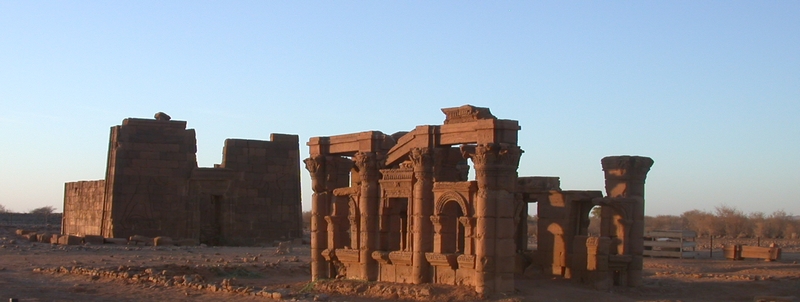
(62, 113, 302, 245)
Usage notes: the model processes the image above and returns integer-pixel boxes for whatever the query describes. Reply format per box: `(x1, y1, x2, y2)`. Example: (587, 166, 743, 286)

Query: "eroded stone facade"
(62, 114, 302, 246)
(305, 105, 653, 294)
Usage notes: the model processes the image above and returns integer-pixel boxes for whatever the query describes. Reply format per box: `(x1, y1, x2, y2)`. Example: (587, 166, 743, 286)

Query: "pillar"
(600, 155, 653, 287)
(353, 151, 382, 280)
(304, 155, 329, 280)
(409, 147, 434, 284)
(462, 143, 522, 295)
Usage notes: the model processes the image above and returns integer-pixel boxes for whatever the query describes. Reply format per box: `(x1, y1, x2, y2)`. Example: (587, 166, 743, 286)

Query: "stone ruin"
(62, 113, 303, 246)
(304, 105, 653, 295)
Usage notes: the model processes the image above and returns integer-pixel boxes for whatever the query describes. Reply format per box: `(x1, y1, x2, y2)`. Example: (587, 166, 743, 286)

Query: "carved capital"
(304, 155, 326, 193)
(353, 151, 383, 182)
(409, 147, 433, 173)
(601, 156, 654, 181)
(430, 215, 442, 234)
(460, 143, 522, 170)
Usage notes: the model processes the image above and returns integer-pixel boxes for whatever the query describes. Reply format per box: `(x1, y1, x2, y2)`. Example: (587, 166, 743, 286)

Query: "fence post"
(709, 236, 713, 258)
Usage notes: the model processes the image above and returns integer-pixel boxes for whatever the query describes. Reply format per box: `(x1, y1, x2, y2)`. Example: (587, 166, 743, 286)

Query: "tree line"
(0, 204, 57, 214)
(645, 205, 799, 239)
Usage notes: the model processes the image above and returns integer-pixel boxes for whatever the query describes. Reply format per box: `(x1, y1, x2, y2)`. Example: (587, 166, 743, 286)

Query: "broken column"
(600, 155, 653, 287)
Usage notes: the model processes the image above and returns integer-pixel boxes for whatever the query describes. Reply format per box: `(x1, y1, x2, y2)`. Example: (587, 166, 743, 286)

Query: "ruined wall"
(219, 134, 302, 245)
(62, 180, 106, 236)
(63, 114, 302, 246)
(103, 118, 197, 238)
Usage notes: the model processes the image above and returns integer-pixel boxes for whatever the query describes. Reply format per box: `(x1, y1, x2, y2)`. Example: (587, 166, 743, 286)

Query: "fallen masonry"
(33, 264, 310, 300)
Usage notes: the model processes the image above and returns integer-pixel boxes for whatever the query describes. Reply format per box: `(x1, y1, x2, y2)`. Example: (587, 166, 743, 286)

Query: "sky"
(1, 1, 798, 217)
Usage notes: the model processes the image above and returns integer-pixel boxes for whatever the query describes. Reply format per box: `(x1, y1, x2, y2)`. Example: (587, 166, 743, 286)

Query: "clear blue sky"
(1, 1, 798, 216)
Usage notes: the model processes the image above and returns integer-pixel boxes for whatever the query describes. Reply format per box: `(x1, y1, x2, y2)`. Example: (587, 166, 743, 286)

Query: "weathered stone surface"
(306, 105, 652, 296)
(58, 235, 82, 245)
(62, 114, 302, 246)
(153, 236, 174, 246)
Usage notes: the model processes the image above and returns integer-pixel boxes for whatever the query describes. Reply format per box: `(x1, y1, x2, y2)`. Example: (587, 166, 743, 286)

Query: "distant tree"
(0, 204, 9, 213)
(715, 205, 750, 238)
(750, 212, 767, 238)
(645, 215, 682, 232)
(30, 206, 56, 215)
(681, 210, 719, 237)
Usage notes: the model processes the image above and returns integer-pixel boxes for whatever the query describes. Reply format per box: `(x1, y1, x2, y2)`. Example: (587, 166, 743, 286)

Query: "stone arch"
(434, 191, 469, 217)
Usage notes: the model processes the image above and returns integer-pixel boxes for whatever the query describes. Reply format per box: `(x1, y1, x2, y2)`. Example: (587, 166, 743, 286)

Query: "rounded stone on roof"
(154, 112, 172, 121)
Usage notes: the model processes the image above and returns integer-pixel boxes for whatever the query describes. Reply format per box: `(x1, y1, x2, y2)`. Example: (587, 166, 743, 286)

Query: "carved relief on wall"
(434, 191, 470, 217)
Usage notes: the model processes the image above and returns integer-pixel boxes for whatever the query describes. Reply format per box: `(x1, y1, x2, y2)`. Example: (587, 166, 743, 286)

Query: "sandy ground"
(1, 227, 799, 302)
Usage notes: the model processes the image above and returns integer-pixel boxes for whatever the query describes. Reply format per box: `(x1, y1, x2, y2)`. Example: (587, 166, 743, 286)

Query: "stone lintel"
(433, 181, 477, 193)
(308, 131, 388, 156)
(441, 105, 496, 124)
(562, 190, 604, 201)
(439, 119, 519, 146)
(516, 176, 561, 193)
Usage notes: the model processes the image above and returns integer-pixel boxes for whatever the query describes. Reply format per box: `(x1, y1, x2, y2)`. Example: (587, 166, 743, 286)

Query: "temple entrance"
(199, 195, 223, 245)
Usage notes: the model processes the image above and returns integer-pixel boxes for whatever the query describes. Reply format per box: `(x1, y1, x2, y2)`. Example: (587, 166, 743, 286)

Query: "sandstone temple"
(304, 105, 653, 294)
(62, 113, 302, 246)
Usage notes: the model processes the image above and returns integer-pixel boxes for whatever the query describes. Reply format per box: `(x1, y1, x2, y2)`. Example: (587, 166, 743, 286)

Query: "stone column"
(600, 155, 653, 287)
(304, 155, 329, 281)
(462, 143, 522, 295)
(353, 151, 382, 280)
(409, 147, 434, 284)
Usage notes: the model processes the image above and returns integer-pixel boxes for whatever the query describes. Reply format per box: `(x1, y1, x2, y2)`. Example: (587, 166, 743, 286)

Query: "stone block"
(59, 235, 83, 245)
(37, 233, 52, 243)
(129, 235, 152, 245)
(25, 233, 38, 242)
(154, 236, 174, 246)
(83, 235, 105, 245)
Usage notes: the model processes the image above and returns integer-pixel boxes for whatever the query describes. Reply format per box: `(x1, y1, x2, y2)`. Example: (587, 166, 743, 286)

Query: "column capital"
(409, 147, 434, 173)
(304, 155, 326, 193)
(601, 156, 654, 181)
(353, 151, 384, 182)
(460, 143, 522, 170)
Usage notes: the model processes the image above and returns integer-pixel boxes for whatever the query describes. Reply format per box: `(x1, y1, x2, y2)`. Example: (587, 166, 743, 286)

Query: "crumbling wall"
(219, 134, 302, 245)
(62, 180, 105, 236)
(103, 118, 197, 239)
(64, 114, 303, 246)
